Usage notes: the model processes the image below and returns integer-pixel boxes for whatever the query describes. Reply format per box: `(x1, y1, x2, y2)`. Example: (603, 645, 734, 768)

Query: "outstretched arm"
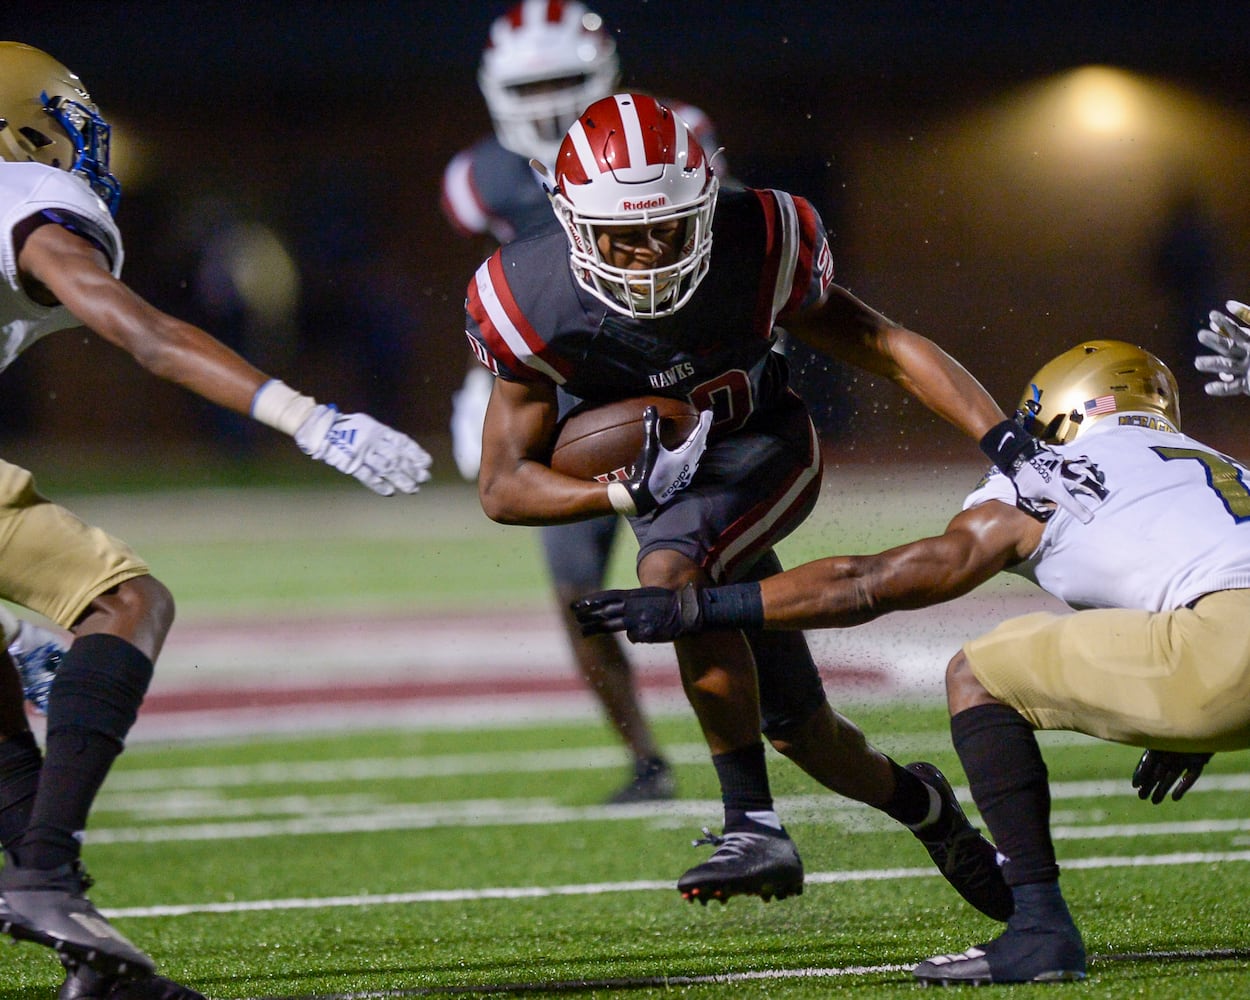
(785, 285, 1004, 441)
(19, 221, 430, 495)
(575, 500, 1042, 642)
(785, 284, 1107, 524)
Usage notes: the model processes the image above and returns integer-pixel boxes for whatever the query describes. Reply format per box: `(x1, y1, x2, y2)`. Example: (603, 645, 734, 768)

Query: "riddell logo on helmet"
(620, 196, 669, 211)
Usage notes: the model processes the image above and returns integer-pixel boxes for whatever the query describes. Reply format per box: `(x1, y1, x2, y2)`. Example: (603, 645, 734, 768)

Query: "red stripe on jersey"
(466, 257, 527, 378)
(471, 253, 573, 383)
(709, 398, 823, 582)
(751, 189, 784, 336)
(781, 196, 821, 316)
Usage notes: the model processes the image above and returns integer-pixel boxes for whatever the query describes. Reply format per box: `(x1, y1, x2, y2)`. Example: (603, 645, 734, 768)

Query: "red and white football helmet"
(478, 0, 619, 165)
(550, 93, 719, 319)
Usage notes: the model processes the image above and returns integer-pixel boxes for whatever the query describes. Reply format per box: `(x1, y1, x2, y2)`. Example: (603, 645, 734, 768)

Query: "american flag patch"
(1084, 394, 1116, 415)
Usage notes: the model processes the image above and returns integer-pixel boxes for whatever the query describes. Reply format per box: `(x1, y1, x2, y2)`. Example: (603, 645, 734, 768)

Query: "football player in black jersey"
(467, 93, 1104, 915)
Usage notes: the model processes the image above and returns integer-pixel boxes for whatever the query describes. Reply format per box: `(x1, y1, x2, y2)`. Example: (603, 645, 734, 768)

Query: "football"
(550, 395, 701, 483)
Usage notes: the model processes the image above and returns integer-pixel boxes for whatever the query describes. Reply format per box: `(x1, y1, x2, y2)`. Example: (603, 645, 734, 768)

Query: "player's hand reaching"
(574, 580, 763, 642)
(980, 417, 1108, 524)
(295, 405, 432, 496)
(575, 585, 701, 642)
(607, 406, 712, 516)
(1197, 301, 1250, 397)
(1131, 749, 1213, 804)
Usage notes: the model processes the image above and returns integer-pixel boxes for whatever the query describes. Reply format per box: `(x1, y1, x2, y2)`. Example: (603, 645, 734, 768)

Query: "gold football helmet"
(1017, 340, 1181, 444)
(0, 41, 120, 213)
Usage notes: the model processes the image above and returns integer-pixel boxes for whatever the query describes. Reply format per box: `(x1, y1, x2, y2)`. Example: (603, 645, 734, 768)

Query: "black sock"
(880, 758, 941, 830)
(1009, 880, 1079, 935)
(13, 634, 153, 870)
(0, 732, 42, 850)
(951, 703, 1058, 886)
(712, 742, 776, 832)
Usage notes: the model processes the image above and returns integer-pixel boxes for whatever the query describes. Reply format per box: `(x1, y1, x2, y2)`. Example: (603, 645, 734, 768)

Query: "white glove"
(980, 418, 1107, 524)
(294, 405, 432, 496)
(1010, 448, 1108, 524)
(607, 407, 713, 516)
(1197, 301, 1250, 396)
(450, 367, 494, 481)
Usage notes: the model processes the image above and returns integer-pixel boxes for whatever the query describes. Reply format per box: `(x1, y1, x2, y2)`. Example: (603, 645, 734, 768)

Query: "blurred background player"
(574, 340, 1250, 983)
(468, 92, 1104, 913)
(0, 41, 431, 999)
(442, 0, 726, 804)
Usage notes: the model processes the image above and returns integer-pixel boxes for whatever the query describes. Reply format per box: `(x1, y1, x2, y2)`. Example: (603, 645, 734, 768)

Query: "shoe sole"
(679, 876, 804, 905)
(915, 969, 1086, 986)
(1, 915, 153, 979)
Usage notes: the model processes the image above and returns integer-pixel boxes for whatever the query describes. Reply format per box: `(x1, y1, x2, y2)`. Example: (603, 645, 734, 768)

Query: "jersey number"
(689, 369, 754, 433)
(1153, 446, 1250, 523)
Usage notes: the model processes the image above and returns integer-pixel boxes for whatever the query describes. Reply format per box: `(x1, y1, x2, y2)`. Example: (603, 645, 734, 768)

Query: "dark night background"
(3, 2, 1248, 474)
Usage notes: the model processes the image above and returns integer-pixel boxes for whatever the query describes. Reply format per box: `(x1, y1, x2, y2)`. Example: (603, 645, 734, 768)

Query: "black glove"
(607, 406, 710, 517)
(573, 581, 764, 643)
(1131, 748, 1213, 804)
(573, 585, 701, 642)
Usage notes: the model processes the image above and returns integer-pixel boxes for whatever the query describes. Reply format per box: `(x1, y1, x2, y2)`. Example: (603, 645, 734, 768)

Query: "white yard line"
(106, 849, 1250, 921)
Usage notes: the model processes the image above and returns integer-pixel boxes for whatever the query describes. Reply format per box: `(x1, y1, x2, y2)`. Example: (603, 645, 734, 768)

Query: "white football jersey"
(963, 414, 1250, 611)
(0, 162, 123, 373)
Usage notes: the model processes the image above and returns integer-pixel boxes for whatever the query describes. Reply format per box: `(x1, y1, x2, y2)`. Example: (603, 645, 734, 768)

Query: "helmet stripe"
(564, 118, 597, 184)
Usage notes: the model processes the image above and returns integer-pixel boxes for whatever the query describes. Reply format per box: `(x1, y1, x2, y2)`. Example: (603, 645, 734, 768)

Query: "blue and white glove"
(607, 406, 713, 517)
(252, 380, 431, 496)
(295, 405, 432, 496)
(980, 418, 1108, 524)
(1197, 301, 1250, 397)
(450, 367, 493, 481)
(7, 619, 67, 715)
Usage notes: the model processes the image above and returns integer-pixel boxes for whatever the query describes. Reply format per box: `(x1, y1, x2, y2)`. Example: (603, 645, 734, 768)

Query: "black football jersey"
(464, 186, 834, 436)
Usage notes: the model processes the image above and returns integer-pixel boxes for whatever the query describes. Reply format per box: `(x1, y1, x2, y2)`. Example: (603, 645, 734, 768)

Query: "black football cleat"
(913, 925, 1087, 985)
(905, 762, 1014, 922)
(59, 961, 207, 1000)
(606, 758, 676, 805)
(0, 859, 154, 978)
(676, 828, 803, 904)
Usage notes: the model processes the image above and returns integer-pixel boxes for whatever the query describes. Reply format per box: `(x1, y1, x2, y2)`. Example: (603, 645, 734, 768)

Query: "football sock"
(952, 703, 1058, 885)
(12, 634, 153, 870)
(0, 731, 42, 850)
(881, 758, 945, 832)
(713, 742, 778, 833)
(1008, 880, 1080, 934)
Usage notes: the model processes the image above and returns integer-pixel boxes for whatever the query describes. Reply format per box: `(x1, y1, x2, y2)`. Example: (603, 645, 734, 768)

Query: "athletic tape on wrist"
(607, 482, 638, 517)
(251, 379, 319, 436)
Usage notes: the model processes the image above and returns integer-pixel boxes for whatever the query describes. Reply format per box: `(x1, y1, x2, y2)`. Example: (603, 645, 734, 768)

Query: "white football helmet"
(550, 93, 719, 319)
(478, 0, 619, 165)
(0, 41, 120, 214)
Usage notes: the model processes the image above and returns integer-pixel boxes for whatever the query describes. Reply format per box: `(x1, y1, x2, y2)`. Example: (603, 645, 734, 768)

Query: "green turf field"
(4, 468, 1248, 997)
(4, 706, 1250, 998)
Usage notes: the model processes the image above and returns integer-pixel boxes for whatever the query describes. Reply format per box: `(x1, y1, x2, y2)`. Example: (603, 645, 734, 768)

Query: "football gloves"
(607, 405, 712, 517)
(576, 585, 703, 642)
(980, 418, 1108, 524)
(1131, 748, 1213, 804)
(574, 581, 764, 642)
(295, 405, 432, 496)
(1197, 301, 1250, 397)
